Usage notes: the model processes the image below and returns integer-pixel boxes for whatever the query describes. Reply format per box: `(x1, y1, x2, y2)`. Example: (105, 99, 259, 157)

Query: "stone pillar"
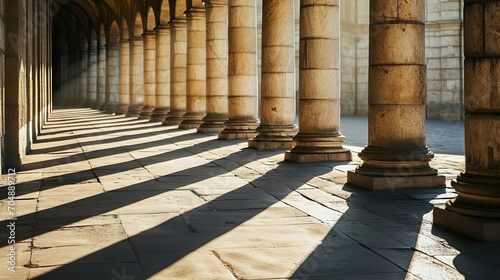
(218, 0, 259, 139)
(93, 43, 106, 109)
(197, 0, 228, 133)
(116, 39, 130, 115)
(434, 1, 500, 241)
(67, 50, 80, 106)
(85, 43, 98, 107)
(103, 42, 120, 113)
(60, 49, 69, 105)
(150, 25, 171, 122)
(346, 0, 444, 189)
(139, 31, 156, 119)
(285, 0, 350, 162)
(126, 36, 144, 117)
(249, 0, 297, 149)
(163, 20, 187, 125)
(78, 48, 89, 106)
(179, 6, 207, 129)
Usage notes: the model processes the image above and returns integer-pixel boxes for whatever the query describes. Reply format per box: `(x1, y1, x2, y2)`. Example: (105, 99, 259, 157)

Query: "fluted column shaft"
(126, 37, 144, 117)
(218, 0, 259, 139)
(198, 0, 229, 133)
(285, 0, 350, 162)
(249, 0, 297, 149)
(179, 7, 207, 129)
(104, 43, 120, 113)
(93, 44, 106, 109)
(139, 32, 156, 119)
(78, 48, 89, 106)
(164, 20, 187, 125)
(151, 25, 171, 122)
(116, 39, 130, 115)
(85, 44, 98, 107)
(434, 0, 500, 241)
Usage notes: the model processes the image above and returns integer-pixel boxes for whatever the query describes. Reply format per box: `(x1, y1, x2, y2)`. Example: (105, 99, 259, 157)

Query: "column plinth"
(346, 0, 443, 188)
(126, 36, 144, 118)
(218, 0, 259, 139)
(116, 39, 130, 115)
(163, 20, 187, 125)
(197, 0, 229, 133)
(179, 7, 207, 129)
(151, 25, 171, 122)
(285, 0, 350, 162)
(139, 31, 156, 120)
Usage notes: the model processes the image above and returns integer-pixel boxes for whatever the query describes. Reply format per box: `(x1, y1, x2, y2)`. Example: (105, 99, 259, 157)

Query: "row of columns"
(60, 0, 499, 241)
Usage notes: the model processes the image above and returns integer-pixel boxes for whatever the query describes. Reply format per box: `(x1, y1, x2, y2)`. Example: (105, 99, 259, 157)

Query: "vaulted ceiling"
(53, 0, 188, 51)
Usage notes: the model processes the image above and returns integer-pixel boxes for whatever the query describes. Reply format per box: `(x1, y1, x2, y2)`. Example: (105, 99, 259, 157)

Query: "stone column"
(93, 43, 106, 109)
(78, 47, 88, 106)
(179, 6, 207, 129)
(346, 0, 444, 189)
(434, 1, 500, 241)
(60, 49, 69, 105)
(218, 0, 259, 139)
(285, 0, 350, 162)
(103, 42, 120, 113)
(150, 25, 171, 122)
(249, 0, 297, 149)
(67, 50, 80, 106)
(85, 43, 98, 107)
(163, 20, 187, 125)
(126, 36, 144, 117)
(197, 0, 228, 133)
(139, 31, 156, 119)
(116, 39, 130, 115)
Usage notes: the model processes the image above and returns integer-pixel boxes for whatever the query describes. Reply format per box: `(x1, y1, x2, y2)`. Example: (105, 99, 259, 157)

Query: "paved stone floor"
(1, 108, 499, 280)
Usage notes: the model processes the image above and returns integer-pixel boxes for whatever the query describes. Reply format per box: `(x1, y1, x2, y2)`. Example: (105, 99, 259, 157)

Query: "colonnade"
(53, 0, 499, 241)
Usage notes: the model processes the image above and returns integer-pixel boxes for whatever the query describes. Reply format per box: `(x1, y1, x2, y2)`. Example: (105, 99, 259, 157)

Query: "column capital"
(106, 42, 120, 49)
(154, 24, 170, 32)
(169, 19, 187, 29)
(143, 30, 156, 38)
(119, 39, 129, 44)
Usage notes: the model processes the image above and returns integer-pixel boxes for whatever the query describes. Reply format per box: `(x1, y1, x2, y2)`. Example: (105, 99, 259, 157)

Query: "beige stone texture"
(93, 45, 106, 109)
(126, 37, 144, 118)
(104, 43, 120, 114)
(164, 21, 187, 125)
(151, 26, 171, 122)
(219, 0, 259, 139)
(139, 33, 156, 120)
(116, 40, 130, 115)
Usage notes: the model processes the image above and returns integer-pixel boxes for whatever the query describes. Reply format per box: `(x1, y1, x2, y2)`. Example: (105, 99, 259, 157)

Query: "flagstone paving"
(1, 108, 499, 280)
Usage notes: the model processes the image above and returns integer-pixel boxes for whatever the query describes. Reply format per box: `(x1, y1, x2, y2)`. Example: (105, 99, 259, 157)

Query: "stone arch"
(133, 11, 143, 37)
(99, 23, 106, 46)
(146, 6, 156, 31)
(109, 20, 120, 44)
(159, 0, 170, 25)
(121, 16, 130, 40)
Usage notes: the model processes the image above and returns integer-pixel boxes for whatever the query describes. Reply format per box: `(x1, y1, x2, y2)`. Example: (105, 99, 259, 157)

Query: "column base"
(138, 106, 155, 120)
(150, 108, 170, 122)
(197, 114, 227, 133)
(347, 171, 445, 190)
(285, 133, 352, 162)
(179, 113, 204, 129)
(249, 125, 298, 150)
(115, 104, 129, 115)
(103, 102, 119, 114)
(218, 119, 259, 140)
(433, 207, 500, 242)
(125, 105, 143, 118)
(163, 110, 185, 125)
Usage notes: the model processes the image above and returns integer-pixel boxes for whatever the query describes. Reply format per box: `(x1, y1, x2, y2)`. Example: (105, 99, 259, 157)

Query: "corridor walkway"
(1, 108, 498, 280)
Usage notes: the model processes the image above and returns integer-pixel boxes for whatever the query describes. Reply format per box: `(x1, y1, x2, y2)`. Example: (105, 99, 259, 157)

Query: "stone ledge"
(433, 207, 500, 242)
(248, 139, 294, 150)
(347, 171, 445, 190)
